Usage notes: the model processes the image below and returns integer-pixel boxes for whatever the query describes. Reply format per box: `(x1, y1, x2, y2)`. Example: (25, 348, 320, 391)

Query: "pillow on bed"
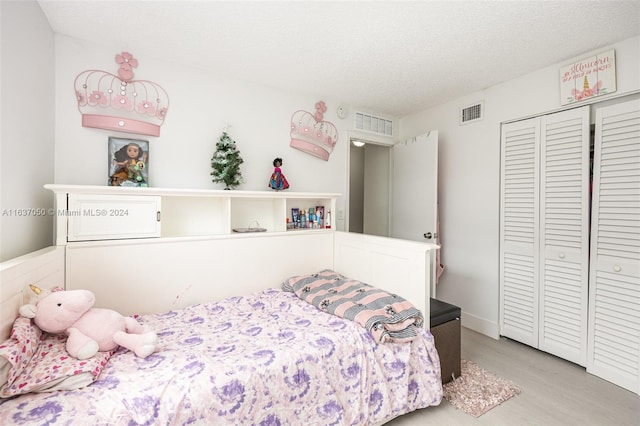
(282, 269, 346, 292)
(0, 317, 113, 398)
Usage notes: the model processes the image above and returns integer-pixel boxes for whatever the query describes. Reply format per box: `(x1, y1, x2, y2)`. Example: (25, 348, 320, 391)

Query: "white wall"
(0, 1, 55, 262)
(399, 36, 640, 338)
(53, 36, 351, 216)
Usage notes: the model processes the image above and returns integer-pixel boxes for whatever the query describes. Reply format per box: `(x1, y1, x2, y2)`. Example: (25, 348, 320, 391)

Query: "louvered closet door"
(539, 106, 590, 366)
(500, 118, 540, 347)
(588, 99, 640, 394)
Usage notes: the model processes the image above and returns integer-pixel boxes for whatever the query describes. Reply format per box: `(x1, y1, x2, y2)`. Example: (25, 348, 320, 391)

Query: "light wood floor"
(387, 327, 640, 425)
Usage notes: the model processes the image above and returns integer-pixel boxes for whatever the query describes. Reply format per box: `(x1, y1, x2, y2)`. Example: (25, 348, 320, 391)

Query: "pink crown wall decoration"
(74, 52, 169, 137)
(289, 101, 338, 161)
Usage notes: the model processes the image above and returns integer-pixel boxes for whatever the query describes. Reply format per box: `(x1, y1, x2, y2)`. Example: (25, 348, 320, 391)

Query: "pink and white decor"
(290, 101, 338, 161)
(74, 52, 169, 137)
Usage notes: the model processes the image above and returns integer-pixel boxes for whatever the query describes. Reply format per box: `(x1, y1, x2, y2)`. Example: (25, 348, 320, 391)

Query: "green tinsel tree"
(211, 131, 244, 189)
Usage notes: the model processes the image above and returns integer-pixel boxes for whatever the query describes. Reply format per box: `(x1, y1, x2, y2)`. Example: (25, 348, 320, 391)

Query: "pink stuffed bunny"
(19, 285, 157, 360)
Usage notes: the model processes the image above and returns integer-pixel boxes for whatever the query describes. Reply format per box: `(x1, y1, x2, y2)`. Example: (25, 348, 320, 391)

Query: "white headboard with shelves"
(3, 182, 438, 342)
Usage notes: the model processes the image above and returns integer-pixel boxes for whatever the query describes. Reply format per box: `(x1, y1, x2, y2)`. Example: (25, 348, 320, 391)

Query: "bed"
(0, 232, 443, 425)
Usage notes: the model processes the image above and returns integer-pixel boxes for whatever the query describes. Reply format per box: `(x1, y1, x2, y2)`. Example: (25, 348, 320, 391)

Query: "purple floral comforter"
(0, 288, 442, 425)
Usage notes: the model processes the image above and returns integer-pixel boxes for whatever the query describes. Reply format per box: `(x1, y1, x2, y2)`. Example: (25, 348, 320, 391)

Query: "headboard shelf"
(44, 184, 338, 244)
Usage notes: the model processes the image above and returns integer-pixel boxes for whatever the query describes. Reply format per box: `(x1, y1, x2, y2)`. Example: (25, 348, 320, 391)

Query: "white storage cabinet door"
(67, 194, 161, 241)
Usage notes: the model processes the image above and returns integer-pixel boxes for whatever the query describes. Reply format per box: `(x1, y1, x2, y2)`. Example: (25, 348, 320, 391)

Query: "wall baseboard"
(461, 311, 500, 340)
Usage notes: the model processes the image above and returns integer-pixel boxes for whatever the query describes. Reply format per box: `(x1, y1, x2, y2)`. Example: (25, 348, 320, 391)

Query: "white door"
(539, 106, 590, 366)
(500, 107, 590, 360)
(500, 118, 540, 348)
(390, 132, 439, 295)
(390, 131, 439, 244)
(587, 98, 640, 394)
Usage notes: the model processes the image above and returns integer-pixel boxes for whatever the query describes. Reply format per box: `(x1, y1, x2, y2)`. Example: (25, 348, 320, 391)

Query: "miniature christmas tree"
(211, 131, 244, 189)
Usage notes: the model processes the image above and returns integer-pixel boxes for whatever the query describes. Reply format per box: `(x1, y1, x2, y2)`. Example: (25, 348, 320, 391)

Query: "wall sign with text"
(560, 49, 616, 105)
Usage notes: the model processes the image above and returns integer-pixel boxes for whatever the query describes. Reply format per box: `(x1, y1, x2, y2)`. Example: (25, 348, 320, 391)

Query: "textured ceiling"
(38, 0, 640, 118)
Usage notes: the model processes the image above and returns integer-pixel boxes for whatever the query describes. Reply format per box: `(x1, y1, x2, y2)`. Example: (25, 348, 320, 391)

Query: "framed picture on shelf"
(108, 137, 149, 187)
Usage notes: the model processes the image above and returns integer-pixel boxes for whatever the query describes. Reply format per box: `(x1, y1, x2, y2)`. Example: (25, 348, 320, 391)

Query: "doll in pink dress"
(269, 157, 289, 190)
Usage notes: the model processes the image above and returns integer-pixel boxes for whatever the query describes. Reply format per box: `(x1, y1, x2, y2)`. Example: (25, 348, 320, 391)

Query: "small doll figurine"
(110, 142, 147, 186)
(269, 157, 290, 190)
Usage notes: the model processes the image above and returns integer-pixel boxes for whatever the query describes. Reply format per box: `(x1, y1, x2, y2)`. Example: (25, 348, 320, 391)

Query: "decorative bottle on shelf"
(325, 210, 331, 229)
(300, 209, 307, 229)
(291, 208, 300, 228)
(316, 206, 324, 228)
(308, 208, 315, 228)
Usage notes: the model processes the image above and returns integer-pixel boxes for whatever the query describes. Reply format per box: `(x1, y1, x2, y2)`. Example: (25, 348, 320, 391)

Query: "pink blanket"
(284, 270, 424, 343)
(0, 317, 112, 397)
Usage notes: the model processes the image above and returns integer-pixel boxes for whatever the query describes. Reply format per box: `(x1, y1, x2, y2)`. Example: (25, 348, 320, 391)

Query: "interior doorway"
(348, 138, 391, 236)
(348, 131, 439, 244)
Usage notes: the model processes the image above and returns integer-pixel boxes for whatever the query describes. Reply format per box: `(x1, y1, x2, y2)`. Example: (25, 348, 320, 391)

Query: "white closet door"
(539, 106, 590, 366)
(500, 118, 540, 347)
(588, 99, 640, 394)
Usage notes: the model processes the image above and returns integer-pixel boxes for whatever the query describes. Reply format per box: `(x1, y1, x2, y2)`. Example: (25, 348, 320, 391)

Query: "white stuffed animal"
(19, 285, 157, 360)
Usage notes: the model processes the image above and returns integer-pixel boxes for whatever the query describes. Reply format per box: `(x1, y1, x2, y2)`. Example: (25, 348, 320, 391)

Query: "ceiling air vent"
(355, 111, 393, 136)
(460, 101, 484, 125)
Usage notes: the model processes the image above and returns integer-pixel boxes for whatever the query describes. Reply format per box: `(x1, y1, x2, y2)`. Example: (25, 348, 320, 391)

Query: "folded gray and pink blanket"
(283, 269, 424, 343)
